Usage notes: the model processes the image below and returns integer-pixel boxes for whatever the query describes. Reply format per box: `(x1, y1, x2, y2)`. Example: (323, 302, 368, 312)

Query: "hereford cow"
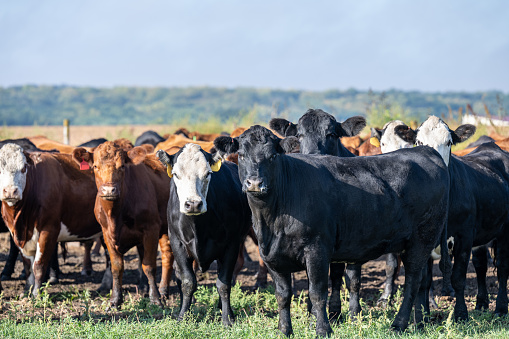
(270, 109, 366, 321)
(156, 144, 251, 326)
(214, 126, 451, 336)
(0, 144, 104, 296)
(393, 116, 509, 320)
(73, 142, 173, 308)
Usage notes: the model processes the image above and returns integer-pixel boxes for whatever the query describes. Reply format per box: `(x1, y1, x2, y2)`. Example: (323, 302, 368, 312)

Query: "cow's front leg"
(32, 230, 58, 297)
(308, 257, 333, 337)
(451, 238, 472, 321)
(495, 229, 509, 316)
(377, 253, 399, 308)
(217, 245, 241, 326)
(171, 234, 196, 320)
(103, 235, 124, 309)
(346, 263, 362, 318)
(268, 267, 293, 337)
(328, 262, 344, 322)
(141, 230, 162, 306)
(472, 245, 489, 310)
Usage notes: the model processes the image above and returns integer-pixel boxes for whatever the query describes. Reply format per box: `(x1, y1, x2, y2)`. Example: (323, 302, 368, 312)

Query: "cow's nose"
(101, 185, 119, 197)
(3, 187, 20, 199)
(184, 200, 203, 213)
(245, 178, 264, 192)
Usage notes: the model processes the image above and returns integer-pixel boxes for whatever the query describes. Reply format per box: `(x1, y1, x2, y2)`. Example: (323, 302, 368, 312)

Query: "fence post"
(63, 119, 70, 145)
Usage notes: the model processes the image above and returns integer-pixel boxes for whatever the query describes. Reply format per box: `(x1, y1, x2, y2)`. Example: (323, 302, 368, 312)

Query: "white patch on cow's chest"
(58, 223, 101, 241)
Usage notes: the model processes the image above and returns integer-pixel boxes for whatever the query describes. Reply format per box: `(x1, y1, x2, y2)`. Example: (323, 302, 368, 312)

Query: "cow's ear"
(127, 147, 147, 165)
(451, 124, 476, 145)
(72, 147, 94, 169)
(139, 144, 154, 154)
(22, 151, 38, 166)
(370, 128, 382, 147)
(394, 125, 417, 144)
(156, 150, 175, 178)
(209, 153, 222, 172)
(279, 136, 300, 154)
(337, 116, 366, 137)
(269, 118, 298, 137)
(214, 136, 239, 156)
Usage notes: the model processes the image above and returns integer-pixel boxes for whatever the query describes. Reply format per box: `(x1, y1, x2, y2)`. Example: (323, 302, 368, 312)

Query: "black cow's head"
(215, 125, 288, 197)
(270, 109, 365, 156)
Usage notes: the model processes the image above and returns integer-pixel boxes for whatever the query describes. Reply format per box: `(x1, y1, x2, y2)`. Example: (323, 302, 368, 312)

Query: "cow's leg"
(171, 235, 196, 320)
(346, 263, 362, 317)
(136, 245, 149, 295)
(472, 245, 490, 310)
(22, 256, 34, 293)
(98, 238, 113, 293)
(378, 253, 399, 308)
(158, 234, 173, 299)
(1, 235, 19, 281)
(47, 246, 60, 284)
(32, 231, 58, 297)
(216, 246, 240, 327)
(328, 262, 344, 323)
(255, 254, 268, 289)
(140, 231, 162, 306)
(495, 229, 509, 316)
(232, 245, 244, 283)
(307, 258, 333, 337)
(81, 240, 93, 276)
(391, 249, 426, 331)
(269, 268, 293, 337)
(103, 236, 124, 309)
(414, 258, 433, 327)
(450, 237, 472, 321)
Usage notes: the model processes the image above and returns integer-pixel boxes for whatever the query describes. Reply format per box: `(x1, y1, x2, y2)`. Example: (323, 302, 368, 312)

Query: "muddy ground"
(0, 233, 500, 312)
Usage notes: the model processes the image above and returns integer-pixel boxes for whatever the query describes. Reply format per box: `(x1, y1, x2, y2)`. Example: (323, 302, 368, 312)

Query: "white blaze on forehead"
(415, 116, 453, 166)
(380, 120, 413, 154)
(0, 143, 28, 203)
(172, 144, 212, 214)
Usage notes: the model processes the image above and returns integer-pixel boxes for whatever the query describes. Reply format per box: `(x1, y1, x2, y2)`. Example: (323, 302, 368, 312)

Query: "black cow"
(270, 109, 366, 320)
(78, 138, 108, 148)
(394, 116, 509, 320)
(466, 135, 494, 149)
(215, 125, 451, 336)
(135, 130, 165, 147)
(156, 144, 251, 326)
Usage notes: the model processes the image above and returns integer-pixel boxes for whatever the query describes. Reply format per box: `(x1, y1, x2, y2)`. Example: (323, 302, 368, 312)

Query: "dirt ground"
(0, 232, 500, 313)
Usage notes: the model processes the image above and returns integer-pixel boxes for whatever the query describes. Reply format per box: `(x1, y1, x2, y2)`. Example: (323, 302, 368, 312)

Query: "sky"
(1, 0, 508, 92)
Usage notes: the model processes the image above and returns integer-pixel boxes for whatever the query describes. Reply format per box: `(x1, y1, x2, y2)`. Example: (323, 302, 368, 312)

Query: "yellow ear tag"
(210, 159, 222, 172)
(370, 137, 380, 147)
(166, 164, 173, 178)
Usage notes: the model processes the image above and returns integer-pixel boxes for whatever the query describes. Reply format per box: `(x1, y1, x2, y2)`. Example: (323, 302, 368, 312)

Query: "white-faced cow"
(270, 109, 366, 321)
(393, 116, 509, 320)
(156, 144, 251, 327)
(214, 125, 451, 336)
(73, 142, 173, 308)
(0, 144, 104, 295)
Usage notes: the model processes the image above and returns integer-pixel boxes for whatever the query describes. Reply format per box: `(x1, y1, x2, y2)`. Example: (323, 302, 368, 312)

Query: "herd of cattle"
(1, 109, 509, 336)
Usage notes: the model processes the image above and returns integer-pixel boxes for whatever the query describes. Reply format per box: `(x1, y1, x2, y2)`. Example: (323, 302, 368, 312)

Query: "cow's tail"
(438, 222, 452, 292)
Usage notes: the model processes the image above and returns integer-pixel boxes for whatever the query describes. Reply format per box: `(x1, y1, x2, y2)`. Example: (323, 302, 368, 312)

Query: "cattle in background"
(135, 131, 165, 147)
(79, 138, 108, 148)
(270, 109, 366, 321)
(156, 134, 215, 154)
(173, 128, 227, 142)
(215, 126, 450, 336)
(156, 144, 251, 326)
(393, 116, 509, 320)
(73, 142, 173, 308)
(0, 144, 106, 296)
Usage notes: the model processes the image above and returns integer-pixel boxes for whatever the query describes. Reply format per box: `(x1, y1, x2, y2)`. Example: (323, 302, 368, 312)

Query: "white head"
(0, 144, 29, 206)
(157, 144, 222, 215)
(371, 120, 414, 154)
(393, 116, 476, 166)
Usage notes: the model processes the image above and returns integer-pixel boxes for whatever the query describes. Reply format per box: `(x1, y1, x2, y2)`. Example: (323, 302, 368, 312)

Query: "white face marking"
(172, 144, 212, 215)
(415, 116, 453, 166)
(379, 120, 414, 153)
(0, 144, 28, 204)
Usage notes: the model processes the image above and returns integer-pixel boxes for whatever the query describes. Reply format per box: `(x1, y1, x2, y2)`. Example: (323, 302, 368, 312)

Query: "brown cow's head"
(73, 142, 146, 201)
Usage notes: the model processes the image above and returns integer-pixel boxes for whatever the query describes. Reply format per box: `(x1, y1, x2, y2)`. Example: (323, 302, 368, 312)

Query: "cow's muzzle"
(183, 200, 205, 215)
(2, 186, 22, 205)
(244, 178, 267, 194)
(100, 185, 120, 200)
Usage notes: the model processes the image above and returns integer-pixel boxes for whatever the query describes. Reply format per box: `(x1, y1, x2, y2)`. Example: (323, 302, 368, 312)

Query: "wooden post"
(63, 119, 70, 145)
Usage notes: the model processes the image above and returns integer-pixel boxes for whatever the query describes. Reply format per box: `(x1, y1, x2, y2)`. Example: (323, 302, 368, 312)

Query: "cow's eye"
(327, 133, 338, 138)
(447, 141, 452, 146)
(21, 165, 27, 174)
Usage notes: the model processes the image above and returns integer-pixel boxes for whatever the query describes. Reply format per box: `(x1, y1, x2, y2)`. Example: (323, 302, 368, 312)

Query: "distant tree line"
(0, 85, 507, 126)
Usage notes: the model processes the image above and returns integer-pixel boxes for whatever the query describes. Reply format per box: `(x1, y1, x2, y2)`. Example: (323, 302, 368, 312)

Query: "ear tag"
(166, 165, 173, 178)
(80, 160, 90, 170)
(193, 136, 197, 141)
(369, 137, 380, 147)
(210, 159, 222, 172)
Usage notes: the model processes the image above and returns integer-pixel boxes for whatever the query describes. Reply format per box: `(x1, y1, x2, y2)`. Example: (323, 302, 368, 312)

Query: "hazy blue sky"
(1, 0, 508, 92)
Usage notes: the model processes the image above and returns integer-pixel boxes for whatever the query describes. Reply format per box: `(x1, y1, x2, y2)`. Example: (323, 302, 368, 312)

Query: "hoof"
(47, 276, 59, 285)
(429, 297, 438, 310)
(81, 269, 93, 277)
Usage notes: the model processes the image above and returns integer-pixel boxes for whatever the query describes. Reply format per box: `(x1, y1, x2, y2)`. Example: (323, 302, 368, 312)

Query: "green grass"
(0, 284, 508, 338)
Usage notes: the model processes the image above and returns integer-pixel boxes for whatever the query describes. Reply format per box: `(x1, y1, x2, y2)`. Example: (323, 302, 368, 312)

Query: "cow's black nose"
(245, 178, 264, 192)
(184, 200, 203, 213)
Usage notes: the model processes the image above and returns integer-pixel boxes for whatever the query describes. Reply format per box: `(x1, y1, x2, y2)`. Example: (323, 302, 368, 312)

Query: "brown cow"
(0, 144, 105, 295)
(73, 142, 173, 308)
(155, 134, 215, 154)
(174, 128, 224, 142)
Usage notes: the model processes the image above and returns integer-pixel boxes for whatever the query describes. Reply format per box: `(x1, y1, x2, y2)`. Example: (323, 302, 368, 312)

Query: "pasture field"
(0, 234, 507, 338)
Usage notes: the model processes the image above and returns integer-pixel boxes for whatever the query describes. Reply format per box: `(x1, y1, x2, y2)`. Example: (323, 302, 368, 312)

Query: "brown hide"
(357, 140, 382, 156)
(28, 136, 96, 154)
(155, 134, 215, 154)
(342, 136, 363, 149)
